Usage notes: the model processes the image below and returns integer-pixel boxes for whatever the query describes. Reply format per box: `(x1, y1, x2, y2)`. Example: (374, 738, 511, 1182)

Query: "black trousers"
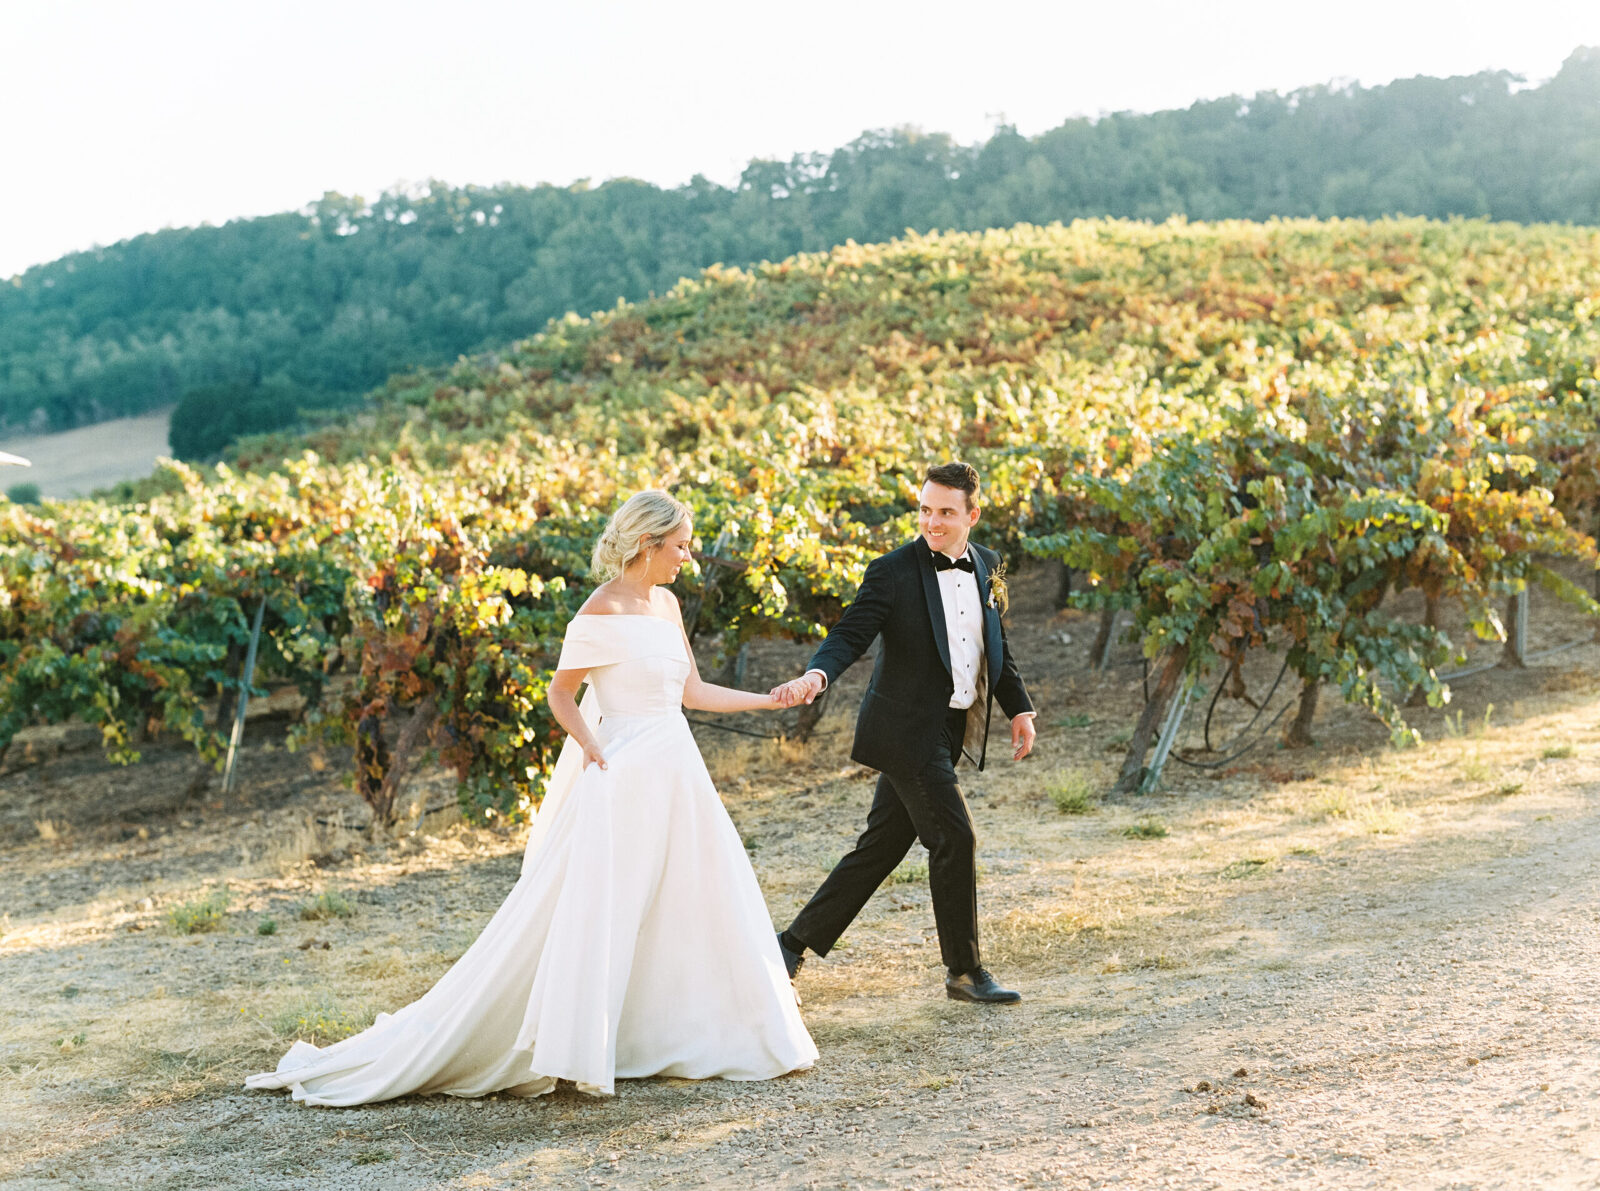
(788, 707, 980, 974)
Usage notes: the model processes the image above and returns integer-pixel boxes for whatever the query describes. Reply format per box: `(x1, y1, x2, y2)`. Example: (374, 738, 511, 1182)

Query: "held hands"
(769, 672, 824, 708)
(1011, 713, 1036, 762)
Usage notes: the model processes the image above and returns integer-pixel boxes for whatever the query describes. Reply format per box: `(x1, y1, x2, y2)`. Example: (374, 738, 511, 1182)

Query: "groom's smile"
(918, 479, 980, 557)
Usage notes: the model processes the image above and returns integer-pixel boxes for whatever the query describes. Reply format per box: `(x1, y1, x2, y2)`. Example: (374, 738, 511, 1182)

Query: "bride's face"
(648, 519, 694, 585)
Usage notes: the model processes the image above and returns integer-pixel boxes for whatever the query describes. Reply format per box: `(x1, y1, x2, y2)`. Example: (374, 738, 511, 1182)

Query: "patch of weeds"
(1492, 781, 1525, 797)
(914, 1073, 951, 1090)
(60, 984, 81, 999)
(1288, 845, 1318, 856)
(1446, 705, 1496, 742)
(1459, 756, 1491, 782)
(297, 890, 355, 921)
(353, 1149, 394, 1166)
(1219, 857, 1274, 879)
(1056, 714, 1092, 729)
(166, 889, 231, 935)
(889, 859, 929, 885)
(149, 1047, 216, 1076)
(1307, 791, 1353, 820)
(271, 993, 375, 1044)
(52, 1032, 88, 1052)
(1359, 802, 1406, 835)
(1131, 952, 1181, 970)
(1047, 769, 1098, 815)
(1541, 745, 1575, 760)
(1123, 816, 1168, 840)
(1107, 728, 1134, 749)
(257, 918, 278, 936)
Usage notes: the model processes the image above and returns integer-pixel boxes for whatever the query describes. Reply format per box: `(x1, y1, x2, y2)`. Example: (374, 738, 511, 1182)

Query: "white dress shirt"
(937, 547, 983, 710)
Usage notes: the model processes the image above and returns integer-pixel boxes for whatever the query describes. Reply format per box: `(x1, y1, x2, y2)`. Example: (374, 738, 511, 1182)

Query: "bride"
(246, 490, 817, 1104)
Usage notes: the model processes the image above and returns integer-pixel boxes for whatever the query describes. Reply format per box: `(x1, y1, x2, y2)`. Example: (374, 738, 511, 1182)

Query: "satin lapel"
(971, 549, 1003, 690)
(917, 539, 953, 679)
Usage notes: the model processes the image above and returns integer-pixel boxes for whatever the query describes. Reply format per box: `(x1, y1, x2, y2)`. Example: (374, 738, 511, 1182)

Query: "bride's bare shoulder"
(575, 583, 629, 617)
(652, 587, 685, 624)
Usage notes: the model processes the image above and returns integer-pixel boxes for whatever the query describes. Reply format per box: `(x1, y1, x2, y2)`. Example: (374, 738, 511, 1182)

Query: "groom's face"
(918, 481, 980, 557)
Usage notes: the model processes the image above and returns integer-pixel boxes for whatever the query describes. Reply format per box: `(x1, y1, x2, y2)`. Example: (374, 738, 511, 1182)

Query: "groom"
(772, 461, 1036, 1003)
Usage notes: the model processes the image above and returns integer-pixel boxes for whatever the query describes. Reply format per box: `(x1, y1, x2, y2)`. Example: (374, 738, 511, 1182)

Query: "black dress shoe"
(945, 967, 1021, 1004)
(776, 932, 805, 980)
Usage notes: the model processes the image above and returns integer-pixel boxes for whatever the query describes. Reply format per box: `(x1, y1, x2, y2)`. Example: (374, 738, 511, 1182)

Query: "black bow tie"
(932, 552, 975, 573)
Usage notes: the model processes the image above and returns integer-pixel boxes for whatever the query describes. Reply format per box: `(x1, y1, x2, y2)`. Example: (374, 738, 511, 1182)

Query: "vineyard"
(3, 217, 1598, 820)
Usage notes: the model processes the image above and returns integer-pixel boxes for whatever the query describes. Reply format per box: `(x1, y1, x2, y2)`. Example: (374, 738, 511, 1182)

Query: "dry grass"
(262, 808, 367, 872)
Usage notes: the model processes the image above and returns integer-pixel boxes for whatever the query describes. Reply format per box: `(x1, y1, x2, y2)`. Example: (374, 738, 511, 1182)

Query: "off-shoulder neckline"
(570, 613, 678, 625)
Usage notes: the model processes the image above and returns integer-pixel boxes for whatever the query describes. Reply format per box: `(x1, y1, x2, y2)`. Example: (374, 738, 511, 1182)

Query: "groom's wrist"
(803, 668, 828, 692)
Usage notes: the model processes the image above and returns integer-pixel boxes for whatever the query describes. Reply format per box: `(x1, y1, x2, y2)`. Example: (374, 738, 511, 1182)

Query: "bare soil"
(2, 564, 1599, 1190)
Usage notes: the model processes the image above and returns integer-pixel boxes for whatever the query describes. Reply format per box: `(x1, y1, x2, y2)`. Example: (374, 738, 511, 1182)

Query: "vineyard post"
(1500, 589, 1529, 668)
(221, 597, 267, 794)
(1140, 675, 1196, 795)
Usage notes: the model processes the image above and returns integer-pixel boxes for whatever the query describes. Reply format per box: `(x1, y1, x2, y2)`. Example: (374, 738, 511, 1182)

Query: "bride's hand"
(582, 742, 608, 770)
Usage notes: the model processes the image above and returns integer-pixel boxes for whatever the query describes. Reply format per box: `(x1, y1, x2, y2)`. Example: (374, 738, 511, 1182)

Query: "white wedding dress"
(245, 614, 817, 1104)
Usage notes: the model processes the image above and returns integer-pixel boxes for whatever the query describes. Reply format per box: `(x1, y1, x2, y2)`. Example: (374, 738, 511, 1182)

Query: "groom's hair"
(924, 461, 980, 510)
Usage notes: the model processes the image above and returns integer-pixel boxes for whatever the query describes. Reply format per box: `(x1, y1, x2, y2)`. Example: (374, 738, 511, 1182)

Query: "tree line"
(2, 48, 1597, 457)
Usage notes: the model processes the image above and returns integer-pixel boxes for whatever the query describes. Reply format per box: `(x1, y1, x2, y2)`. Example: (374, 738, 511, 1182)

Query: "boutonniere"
(986, 560, 1009, 615)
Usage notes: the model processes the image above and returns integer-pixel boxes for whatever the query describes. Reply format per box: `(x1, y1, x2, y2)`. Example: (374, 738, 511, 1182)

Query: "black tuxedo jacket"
(807, 537, 1034, 775)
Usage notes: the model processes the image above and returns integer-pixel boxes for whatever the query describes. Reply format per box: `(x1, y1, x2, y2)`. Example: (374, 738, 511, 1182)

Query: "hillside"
(3, 48, 1599, 452)
(2, 217, 1597, 827)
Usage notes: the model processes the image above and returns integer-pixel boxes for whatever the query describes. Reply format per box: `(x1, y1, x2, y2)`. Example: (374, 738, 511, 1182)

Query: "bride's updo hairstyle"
(590, 489, 692, 582)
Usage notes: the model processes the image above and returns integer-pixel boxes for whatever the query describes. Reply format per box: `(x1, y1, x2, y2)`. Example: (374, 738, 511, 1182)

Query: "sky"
(2, 0, 1598, 280)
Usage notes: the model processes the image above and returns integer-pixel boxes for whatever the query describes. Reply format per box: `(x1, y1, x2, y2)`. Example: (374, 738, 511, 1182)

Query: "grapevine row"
(3, 218, 1597, 819)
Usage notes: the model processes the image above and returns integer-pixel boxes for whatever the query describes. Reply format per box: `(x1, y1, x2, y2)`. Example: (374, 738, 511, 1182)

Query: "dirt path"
(2, 608, 1598, 1189)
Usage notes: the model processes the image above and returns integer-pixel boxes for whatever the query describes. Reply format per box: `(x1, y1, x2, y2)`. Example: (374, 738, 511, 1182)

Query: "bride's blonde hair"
(590, 489, 692, 581)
